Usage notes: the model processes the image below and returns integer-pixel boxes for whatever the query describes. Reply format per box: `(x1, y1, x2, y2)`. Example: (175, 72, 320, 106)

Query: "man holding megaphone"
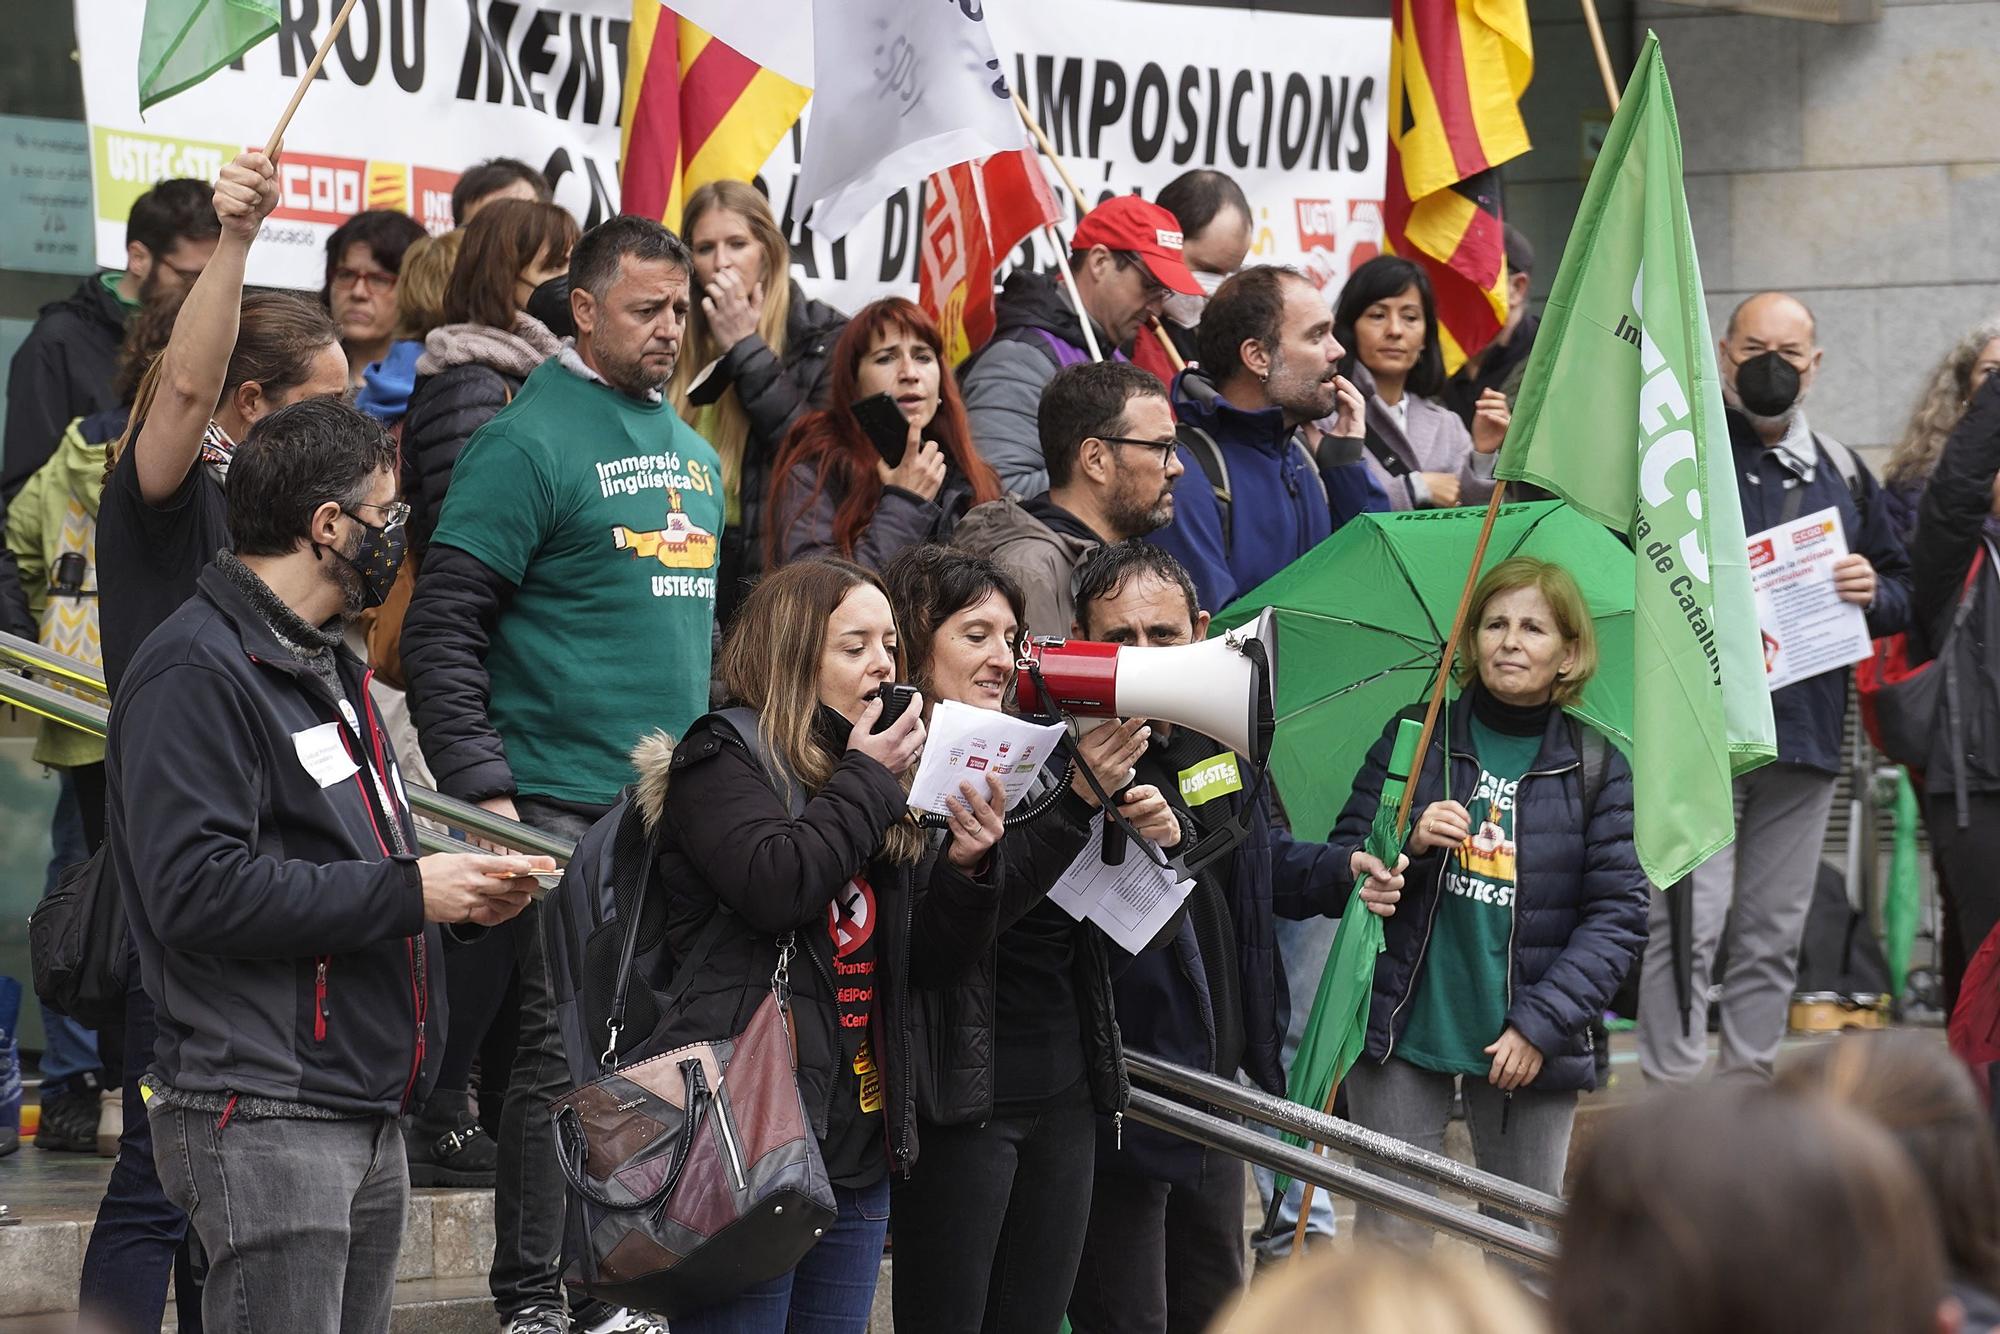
(1060, 542, 1370, 1334)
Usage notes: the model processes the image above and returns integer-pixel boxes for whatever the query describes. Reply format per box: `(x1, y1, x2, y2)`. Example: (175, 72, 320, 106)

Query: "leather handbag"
(1858, 544, 1986, 771)
(550, 839, 836, 1317)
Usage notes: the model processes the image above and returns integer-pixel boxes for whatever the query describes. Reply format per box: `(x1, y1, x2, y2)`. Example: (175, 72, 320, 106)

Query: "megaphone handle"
(1100, 785, 1132, 866)
(1056, 730, 1157, 870)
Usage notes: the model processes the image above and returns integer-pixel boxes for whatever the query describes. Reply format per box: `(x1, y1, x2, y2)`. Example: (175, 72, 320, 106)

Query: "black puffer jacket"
(907, 783, 1131, 1127)
(401, 316, 562, 552)
(1336, 694, 1648, 1092)
(692, 283, 845, 610)
(4, 275, 127, 500)
(651, 711, 997, 1173)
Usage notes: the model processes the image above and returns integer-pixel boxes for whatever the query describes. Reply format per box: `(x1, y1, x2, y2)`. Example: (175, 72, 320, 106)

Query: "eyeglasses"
(333, 266, 398, 294)
(1113, 251, 1173, 303)
(347, 500, 410, 531)
(159, 260, 206, 286)
(1098, 435, 1179, 465)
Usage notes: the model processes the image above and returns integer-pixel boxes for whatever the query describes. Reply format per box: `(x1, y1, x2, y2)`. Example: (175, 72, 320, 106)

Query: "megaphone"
(1014, 607, 1279, 762)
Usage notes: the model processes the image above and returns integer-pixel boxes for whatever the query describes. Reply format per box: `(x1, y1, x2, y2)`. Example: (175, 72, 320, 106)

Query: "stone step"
(0, 1276, 498, 1333)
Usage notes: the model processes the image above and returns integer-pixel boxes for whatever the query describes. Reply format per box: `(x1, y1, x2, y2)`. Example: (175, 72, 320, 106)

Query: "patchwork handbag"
(549, 805, 836, 1316)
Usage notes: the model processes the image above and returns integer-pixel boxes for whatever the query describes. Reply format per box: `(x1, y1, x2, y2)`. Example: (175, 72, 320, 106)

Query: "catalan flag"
(1385, 0, 1534, 370)
(619, 5, 810, 232)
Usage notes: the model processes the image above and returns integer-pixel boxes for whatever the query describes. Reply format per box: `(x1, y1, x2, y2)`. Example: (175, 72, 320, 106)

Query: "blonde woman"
(1213, 1247, 1547, 1334)
(1882, 318, 2000, 545)
(668, 179, 849, 619)
(1332, 557, 1645, 1247)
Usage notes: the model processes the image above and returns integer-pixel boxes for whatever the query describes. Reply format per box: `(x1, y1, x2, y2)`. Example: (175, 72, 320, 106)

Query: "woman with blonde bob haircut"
(1213, 1247, 1547, 1334)
(669, 179, 849, 621)
(1327, 556, 1646, 1248)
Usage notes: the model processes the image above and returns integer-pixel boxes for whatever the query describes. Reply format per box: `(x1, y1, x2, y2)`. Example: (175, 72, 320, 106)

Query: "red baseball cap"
(1073, 195, 1203, 296)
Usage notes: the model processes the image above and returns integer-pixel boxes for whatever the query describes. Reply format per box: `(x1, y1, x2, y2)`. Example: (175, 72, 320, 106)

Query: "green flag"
(1885, 769, 1920, 1000)
(140, 0, 279, 111)
(1494, 32, 1774, 888)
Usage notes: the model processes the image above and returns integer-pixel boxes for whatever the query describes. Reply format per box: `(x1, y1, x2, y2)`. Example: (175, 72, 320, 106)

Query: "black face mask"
(1734, 350, 1802, 419)
(322, 513, 409, 611)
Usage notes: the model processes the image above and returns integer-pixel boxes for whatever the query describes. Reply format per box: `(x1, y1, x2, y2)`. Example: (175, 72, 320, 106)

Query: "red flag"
(919, 150, 1061, 365)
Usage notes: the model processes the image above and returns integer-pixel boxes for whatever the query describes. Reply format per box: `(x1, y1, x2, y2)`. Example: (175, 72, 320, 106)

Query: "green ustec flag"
(1495, 32, 1774, 888)
(139, 0, 279, 111)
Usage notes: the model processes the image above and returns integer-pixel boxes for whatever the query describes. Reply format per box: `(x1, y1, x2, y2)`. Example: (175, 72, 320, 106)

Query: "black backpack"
(28, 845, 129, 1029)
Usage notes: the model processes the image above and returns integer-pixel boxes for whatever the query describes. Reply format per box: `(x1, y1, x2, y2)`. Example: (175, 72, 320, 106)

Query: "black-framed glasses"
(333, 266, 398, 294)
(347, 500, 411, 531)
(1098, 435, 1179, 465)
(1112, 251, 1173, 303)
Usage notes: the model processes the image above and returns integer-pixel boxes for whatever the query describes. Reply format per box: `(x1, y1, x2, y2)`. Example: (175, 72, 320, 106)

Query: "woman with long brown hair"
(668, 180, 848, 618)
(767, 298, 1003, 572)
(637, 556, 1006, 1332)
(1883, 319, 2000, 544)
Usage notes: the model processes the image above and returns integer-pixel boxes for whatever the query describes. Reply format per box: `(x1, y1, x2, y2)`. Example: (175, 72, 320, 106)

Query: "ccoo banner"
(76, 0, 1387, 310)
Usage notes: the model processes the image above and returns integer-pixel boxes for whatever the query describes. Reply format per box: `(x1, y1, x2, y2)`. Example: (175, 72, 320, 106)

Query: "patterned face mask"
(324, 507, 409, 610)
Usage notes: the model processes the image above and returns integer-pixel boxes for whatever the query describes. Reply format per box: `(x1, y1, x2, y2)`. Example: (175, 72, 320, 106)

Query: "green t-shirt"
(1395, 717, 1541, 1076)
(430, 360, 725, 805)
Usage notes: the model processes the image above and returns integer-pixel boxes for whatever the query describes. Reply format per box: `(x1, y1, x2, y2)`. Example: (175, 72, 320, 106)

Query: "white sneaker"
(581, 1308, 670, 1334)
(502, 1308, 568, 1334)
(96, 1088, 122, 1158)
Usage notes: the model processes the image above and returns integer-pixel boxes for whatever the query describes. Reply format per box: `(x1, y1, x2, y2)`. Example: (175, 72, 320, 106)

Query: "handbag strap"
(555, 1056, 713, 1209)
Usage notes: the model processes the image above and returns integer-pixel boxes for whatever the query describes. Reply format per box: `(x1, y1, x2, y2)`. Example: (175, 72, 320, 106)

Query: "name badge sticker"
(293, 721, 361, 789)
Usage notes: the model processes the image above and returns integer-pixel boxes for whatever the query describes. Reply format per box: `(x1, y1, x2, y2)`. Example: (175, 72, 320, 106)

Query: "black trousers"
(890, 1079, 1096, 1334)
(1927, 793, 2000, 981)
(1068, 1153, 1248, 1334)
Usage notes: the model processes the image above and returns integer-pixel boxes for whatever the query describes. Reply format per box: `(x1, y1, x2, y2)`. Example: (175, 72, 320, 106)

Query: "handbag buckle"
(601, 1019, 623, 1070)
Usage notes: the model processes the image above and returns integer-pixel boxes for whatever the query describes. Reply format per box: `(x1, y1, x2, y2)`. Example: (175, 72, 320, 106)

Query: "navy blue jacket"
(1151, 369, 1361, 612)
(1333, 700, 1648, 1092)
(1100, 728, 1348, 1185)
(1728, 410, 1911, 773)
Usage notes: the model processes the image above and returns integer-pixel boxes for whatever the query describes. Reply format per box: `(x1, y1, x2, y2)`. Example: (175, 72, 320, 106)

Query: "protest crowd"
(1, 5, 1998, 1334)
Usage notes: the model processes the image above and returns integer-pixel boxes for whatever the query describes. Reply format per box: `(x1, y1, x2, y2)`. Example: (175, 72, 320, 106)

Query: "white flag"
(795, 0, 1028, 240)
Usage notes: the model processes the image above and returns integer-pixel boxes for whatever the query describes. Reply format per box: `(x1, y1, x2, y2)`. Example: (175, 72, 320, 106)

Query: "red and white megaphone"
(1014, 607, 1279, 762)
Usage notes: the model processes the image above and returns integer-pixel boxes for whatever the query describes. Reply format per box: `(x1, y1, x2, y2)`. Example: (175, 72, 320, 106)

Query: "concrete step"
(0, 1276, 498, 1333)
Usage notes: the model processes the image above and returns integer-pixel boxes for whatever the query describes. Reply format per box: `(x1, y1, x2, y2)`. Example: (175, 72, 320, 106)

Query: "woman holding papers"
(1333, 557, 1646, 1247)
(880, 544, 1183, 1334)
(642, 557, 1008, 1333)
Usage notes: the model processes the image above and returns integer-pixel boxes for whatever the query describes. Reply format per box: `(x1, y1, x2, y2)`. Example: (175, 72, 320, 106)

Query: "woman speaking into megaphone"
(879, 544, 1183, 1334)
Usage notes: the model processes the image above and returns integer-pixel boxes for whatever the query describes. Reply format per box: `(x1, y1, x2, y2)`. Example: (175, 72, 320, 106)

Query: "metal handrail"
(0, 635, 575, 862)
(1125, 1050, 1566, 1226)
(1124, 1090, 1557, 1269)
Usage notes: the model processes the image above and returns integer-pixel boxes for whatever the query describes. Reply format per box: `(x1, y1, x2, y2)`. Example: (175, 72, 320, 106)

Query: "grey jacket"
(953, 496, 1097, 640)
(768, 460, 962, 572)
(1351, 363, 1496, 510)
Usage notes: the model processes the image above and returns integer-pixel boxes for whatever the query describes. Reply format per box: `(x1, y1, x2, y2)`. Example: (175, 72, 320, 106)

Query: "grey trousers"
(150, 1107, 407, 1334)
(1636, 763, 1838, 1083)
(1343, 1056, 1573, 1251)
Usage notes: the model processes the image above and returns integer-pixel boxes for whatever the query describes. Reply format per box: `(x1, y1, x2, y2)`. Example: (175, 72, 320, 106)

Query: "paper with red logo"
(1745, 505, 1870, 692)
(1045, 817, 1194, 956)
(907, 700, 1066, 816)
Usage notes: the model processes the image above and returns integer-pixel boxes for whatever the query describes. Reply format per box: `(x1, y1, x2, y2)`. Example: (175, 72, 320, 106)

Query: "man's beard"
(1734, 383, 1809, 435)
(599, 343, 674, 398)
(326, 534, 367, 623)
(1268, 347, 1338, 422)
(1107, 474, 1174, 540)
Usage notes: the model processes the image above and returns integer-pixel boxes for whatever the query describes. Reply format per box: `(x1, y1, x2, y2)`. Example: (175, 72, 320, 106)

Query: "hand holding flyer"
(907, 700, 1068, 815)
(1746, 505, 1873, 692)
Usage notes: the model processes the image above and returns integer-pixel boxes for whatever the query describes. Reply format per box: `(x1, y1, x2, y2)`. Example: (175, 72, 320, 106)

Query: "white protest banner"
(76, 0, 1388, 310)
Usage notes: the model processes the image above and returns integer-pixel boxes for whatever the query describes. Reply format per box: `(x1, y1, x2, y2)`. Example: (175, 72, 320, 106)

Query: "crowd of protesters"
(0, 141, 1994, 1334)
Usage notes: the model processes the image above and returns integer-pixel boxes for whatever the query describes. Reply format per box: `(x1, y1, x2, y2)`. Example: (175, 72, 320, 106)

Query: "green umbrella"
(1211, 500, 1635, 847)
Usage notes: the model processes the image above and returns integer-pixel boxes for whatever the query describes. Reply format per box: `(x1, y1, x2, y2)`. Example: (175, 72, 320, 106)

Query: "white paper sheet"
(1046, 818, 1195, 955)
(908, 700, 1069, 815)
(1746, 505, 1873, 692)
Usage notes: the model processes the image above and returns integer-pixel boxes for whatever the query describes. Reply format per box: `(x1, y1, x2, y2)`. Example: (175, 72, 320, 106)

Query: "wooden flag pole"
(1580, 0, 1623, 112)
(264, 0, 363, 157)
(1288, 478, 1511, 1262)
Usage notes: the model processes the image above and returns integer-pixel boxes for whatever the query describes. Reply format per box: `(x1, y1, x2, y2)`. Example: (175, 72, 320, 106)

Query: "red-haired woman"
(766, 298, 1003, 572)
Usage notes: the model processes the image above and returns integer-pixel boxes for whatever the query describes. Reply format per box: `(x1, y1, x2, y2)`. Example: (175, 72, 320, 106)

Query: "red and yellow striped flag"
(620, 5, 811, 232)
(1385, 0, 1533, 370)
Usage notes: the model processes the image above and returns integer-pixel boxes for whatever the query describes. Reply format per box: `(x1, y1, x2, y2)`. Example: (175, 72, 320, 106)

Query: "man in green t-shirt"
(400, 215, 711, 1334)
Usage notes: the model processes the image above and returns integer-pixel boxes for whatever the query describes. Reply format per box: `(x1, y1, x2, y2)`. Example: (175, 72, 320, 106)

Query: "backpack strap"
(1176, 422, 1233, 549)
(1812, 432, 1863, 504)
(1289, 433, 1331, 509)
(1573, 720, 1612, 822)
(712, 705, 805, 818)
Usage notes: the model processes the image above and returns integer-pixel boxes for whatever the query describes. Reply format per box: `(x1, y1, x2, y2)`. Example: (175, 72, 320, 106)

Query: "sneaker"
(581, 1308, 670, 1334)
(501, 1309, 568, 1334)
(404, 1094, 497, 1188)
(33, 1073, 100, 1153)
(97, 1087, 122, 1157)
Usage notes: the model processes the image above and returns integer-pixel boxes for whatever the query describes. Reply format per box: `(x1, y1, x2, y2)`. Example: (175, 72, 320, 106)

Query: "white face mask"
(1161, 268, 1232, 328)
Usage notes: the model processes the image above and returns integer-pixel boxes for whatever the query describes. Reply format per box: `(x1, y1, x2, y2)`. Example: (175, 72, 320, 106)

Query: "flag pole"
(1288, 477, 1511, 1261)
(264, 0, 363, 156)
(1580, 0, 1622, 112)
(1046, 225, 1105, 362)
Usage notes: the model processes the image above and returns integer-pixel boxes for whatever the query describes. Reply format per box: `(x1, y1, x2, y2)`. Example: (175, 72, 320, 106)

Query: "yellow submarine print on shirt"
(612, 489, 717, 570)
(1458, 801, 1518, 883)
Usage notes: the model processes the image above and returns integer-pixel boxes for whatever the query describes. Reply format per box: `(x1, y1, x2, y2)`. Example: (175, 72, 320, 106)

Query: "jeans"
(151, 1106, 407, 1334)
(890, 1079, 1096, 1334)
(79, 969, 204, 1334)
(1251, 914, 1338, 1257)
(1343, 1055, 1573, 1256)
(496, 796, 608, 1322)
(39, 771, 99, 1087)
(668, 1176, 891, 1334)
(1069, 1154, 1248, 1334)
(1636, 764, 1838, 1082)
